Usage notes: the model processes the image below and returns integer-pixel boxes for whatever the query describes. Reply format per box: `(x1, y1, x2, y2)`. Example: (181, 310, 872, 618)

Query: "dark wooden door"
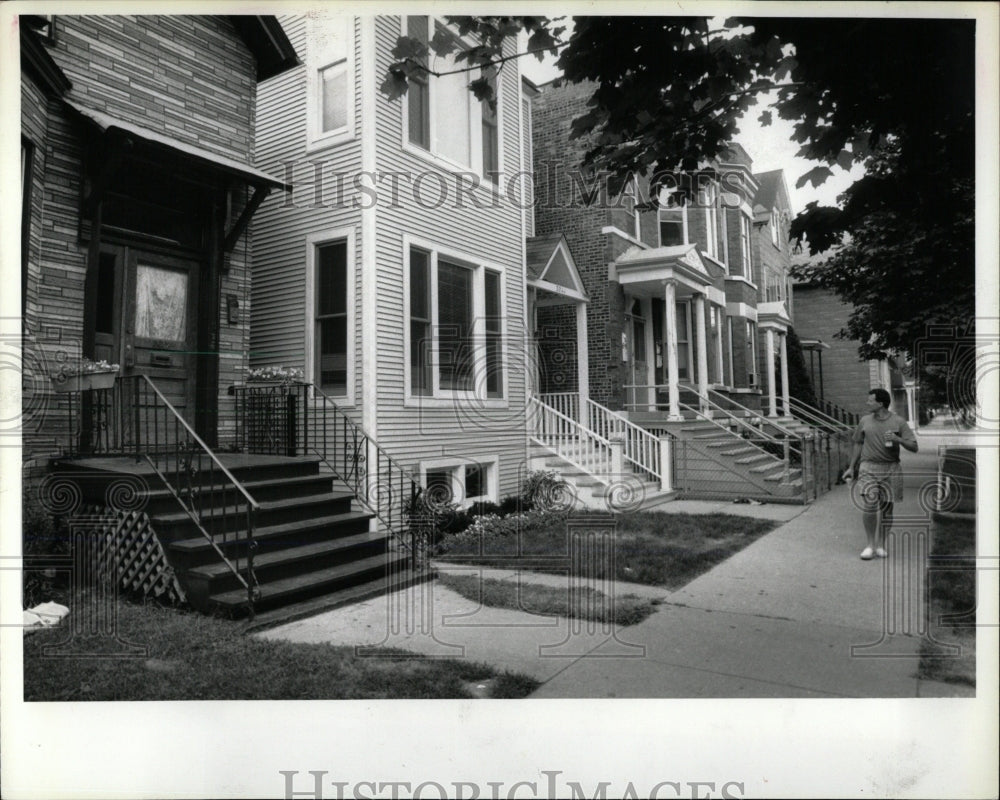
(122, 249, 200, 422)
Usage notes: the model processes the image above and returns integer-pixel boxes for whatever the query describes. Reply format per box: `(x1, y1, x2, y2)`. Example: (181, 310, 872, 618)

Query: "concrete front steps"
(528, 444, 678, 511)
(50, 455, 425, 618)
(639, 419, 808, 503)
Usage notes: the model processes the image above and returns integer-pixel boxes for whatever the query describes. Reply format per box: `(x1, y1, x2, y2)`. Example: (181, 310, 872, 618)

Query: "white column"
(765, 327, 777, 417)
(694, 293, 709, 411)
(575, 301, 589, 427)
(779, 330, 790, 417)
(663, 281, 682, 421)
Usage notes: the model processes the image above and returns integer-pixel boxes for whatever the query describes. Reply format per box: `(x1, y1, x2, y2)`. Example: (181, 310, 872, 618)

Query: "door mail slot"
(151, 353, 173, 367)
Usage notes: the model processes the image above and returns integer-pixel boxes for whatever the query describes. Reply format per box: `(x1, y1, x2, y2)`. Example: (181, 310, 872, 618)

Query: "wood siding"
(370, 16, 528, 499)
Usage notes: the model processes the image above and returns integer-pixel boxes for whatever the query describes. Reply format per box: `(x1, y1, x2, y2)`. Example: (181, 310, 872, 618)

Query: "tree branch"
(408, 40, 570, 78)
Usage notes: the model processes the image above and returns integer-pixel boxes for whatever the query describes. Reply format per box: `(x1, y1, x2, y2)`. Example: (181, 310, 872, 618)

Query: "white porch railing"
(530, 394, 671, 491)
(528, 395, 613, 479)
(586, 398, 664, 484)
(538, 392, 579, 422)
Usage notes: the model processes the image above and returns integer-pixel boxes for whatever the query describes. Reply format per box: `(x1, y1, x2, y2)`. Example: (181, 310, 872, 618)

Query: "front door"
(93, 244, 200, 427)
(625, 298, 648, 410)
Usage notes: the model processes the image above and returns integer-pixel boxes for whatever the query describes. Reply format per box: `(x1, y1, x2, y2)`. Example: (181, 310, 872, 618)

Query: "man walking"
(843, 388, 918, 559)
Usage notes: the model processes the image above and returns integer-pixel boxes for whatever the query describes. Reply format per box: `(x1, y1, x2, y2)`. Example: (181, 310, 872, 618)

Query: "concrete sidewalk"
(257, 449, 974, 698)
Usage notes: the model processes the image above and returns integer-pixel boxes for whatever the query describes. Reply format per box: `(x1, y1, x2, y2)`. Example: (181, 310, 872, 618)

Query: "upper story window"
(657, 187, 687, 247)
(738, 213, 753, 278)
(407, 239, 506, 401)
(770, 207, 781, 248)
(701, 182, 720, 260)
(620, 177, 641, 240)
(404, 17, 501, 180)
(307, 15, 354, 149)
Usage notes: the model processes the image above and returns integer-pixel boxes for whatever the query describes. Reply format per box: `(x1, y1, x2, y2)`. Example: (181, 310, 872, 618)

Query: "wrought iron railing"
(787, 396, 854, 436)
(815, 397, 859, 427)
(57, 376, 260, 616)
(231, 382, 426, 567)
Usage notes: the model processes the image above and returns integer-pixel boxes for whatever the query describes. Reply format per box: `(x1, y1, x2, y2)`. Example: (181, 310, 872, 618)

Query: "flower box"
(50, 370, 118, 393)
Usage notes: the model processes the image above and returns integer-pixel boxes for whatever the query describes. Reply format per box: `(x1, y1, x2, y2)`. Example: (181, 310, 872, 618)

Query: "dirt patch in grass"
(440, 512, 779, 590)
(437, 573, 659, 627)
(22, 593, 539, 701)
(918, 515, 976, 688)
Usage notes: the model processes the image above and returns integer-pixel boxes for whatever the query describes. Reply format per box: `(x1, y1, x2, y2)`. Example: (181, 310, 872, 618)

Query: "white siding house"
(252, 14, 530, 505)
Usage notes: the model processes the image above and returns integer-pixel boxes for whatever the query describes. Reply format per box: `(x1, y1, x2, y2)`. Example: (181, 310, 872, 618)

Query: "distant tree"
(382, 15, 975, 379)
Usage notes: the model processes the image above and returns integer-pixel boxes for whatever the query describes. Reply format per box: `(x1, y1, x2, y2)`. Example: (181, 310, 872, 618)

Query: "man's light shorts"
(855, 461, 904, 511)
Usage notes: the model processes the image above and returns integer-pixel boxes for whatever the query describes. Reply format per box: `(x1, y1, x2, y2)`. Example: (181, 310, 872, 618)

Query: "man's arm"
(890, 421, 919, 453)
(844, 441, 863, 479)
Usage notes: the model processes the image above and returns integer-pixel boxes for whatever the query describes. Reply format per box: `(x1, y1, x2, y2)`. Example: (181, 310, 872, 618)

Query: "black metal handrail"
(786, 396, 854, 436)
(815, 397, 860, 427)
(232, 382, 428, 568)
(58, 377, 260, 616)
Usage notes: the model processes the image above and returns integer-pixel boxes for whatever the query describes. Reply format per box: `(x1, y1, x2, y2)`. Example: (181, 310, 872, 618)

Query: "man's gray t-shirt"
(852, 411, 915, 464)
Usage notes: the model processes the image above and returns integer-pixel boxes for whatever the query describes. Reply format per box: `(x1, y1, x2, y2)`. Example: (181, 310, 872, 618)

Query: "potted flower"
(245, 365, 305, 385)
(50, 358, 120, 393)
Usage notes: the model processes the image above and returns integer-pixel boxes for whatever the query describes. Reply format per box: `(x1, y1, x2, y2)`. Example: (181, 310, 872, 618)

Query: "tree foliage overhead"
(381, 15, 976, 364)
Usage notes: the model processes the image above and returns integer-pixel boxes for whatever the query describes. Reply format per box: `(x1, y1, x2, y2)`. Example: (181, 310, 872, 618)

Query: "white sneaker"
(860, 547, 874, 560)
(875, 547, 888, 558)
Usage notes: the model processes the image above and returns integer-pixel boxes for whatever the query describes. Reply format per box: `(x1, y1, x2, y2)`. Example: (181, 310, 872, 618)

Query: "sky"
(519, 24, 866, 215)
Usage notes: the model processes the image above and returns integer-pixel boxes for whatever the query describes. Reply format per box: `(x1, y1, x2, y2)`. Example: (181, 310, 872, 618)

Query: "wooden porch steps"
(50, 454, 416, 618)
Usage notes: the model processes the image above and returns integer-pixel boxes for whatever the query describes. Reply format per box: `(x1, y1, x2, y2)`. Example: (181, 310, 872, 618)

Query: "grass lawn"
(439, 511, 780, 590)
(918, 514, 976, 688)
(436, 573, 660, 627)
(22, 593, 539, 701)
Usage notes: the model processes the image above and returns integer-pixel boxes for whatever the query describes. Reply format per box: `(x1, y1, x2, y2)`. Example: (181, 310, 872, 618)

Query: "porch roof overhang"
(799, 338, 830, 351)
(757, 299, 792, 329)
(614, 243, 713, 296)
(527, 233, 588, 305)
(64, 99, 291, 193)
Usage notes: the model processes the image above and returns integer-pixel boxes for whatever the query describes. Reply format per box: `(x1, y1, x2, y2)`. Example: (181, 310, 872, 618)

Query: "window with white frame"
(307, 15, 353, 147)
(738, 213, 753, 278)
(422, 458, 497, 505)
(710, 305, 723, 383)
(726, 317, 735, 386)
(657, 187, 687, 247)
(407, 242, 505, 400)
(676, 301, 691, 382)
(404, 16, 500, 179)
(770, 207, 781, 248)
(746, 319, 758, 385)
(312, 237, 351, 396)
(702, 182, 720, 259)
(619, 177, 641, 240)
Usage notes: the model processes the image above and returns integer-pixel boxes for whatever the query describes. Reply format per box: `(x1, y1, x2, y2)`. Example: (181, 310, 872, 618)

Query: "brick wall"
(48, 15, 256, 160)
(21, 17, 259, 471)
(792, 284, 869, 415)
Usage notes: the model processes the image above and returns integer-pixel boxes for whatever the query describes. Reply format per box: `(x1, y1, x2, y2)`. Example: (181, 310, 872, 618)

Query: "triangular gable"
(527, 234, 588, 302)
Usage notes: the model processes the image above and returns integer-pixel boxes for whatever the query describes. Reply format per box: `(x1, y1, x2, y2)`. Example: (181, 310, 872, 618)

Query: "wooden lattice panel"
(74, 504, 186, 604)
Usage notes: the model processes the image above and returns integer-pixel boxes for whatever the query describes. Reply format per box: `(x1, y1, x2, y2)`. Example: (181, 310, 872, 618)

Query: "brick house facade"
(19, 14, 296, 476)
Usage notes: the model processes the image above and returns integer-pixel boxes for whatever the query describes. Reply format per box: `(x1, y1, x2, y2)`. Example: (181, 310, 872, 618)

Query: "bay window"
(404, 16, 501, 179)
(406, 241, 506, 401)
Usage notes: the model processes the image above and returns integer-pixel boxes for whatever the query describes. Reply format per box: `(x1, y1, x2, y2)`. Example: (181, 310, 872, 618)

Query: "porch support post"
(766, 327, 777, 417)
(694, 292, 709, 412)
(575, 301, 589, 427)
(779, 330, 790, 417)
(663, 280, 682, 421)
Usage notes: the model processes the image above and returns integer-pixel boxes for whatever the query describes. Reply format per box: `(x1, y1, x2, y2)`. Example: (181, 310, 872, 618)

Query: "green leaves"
(795, 165, 834, 189)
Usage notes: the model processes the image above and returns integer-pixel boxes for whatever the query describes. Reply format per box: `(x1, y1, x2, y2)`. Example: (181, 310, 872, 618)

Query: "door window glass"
(135, 264, 187, 341)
